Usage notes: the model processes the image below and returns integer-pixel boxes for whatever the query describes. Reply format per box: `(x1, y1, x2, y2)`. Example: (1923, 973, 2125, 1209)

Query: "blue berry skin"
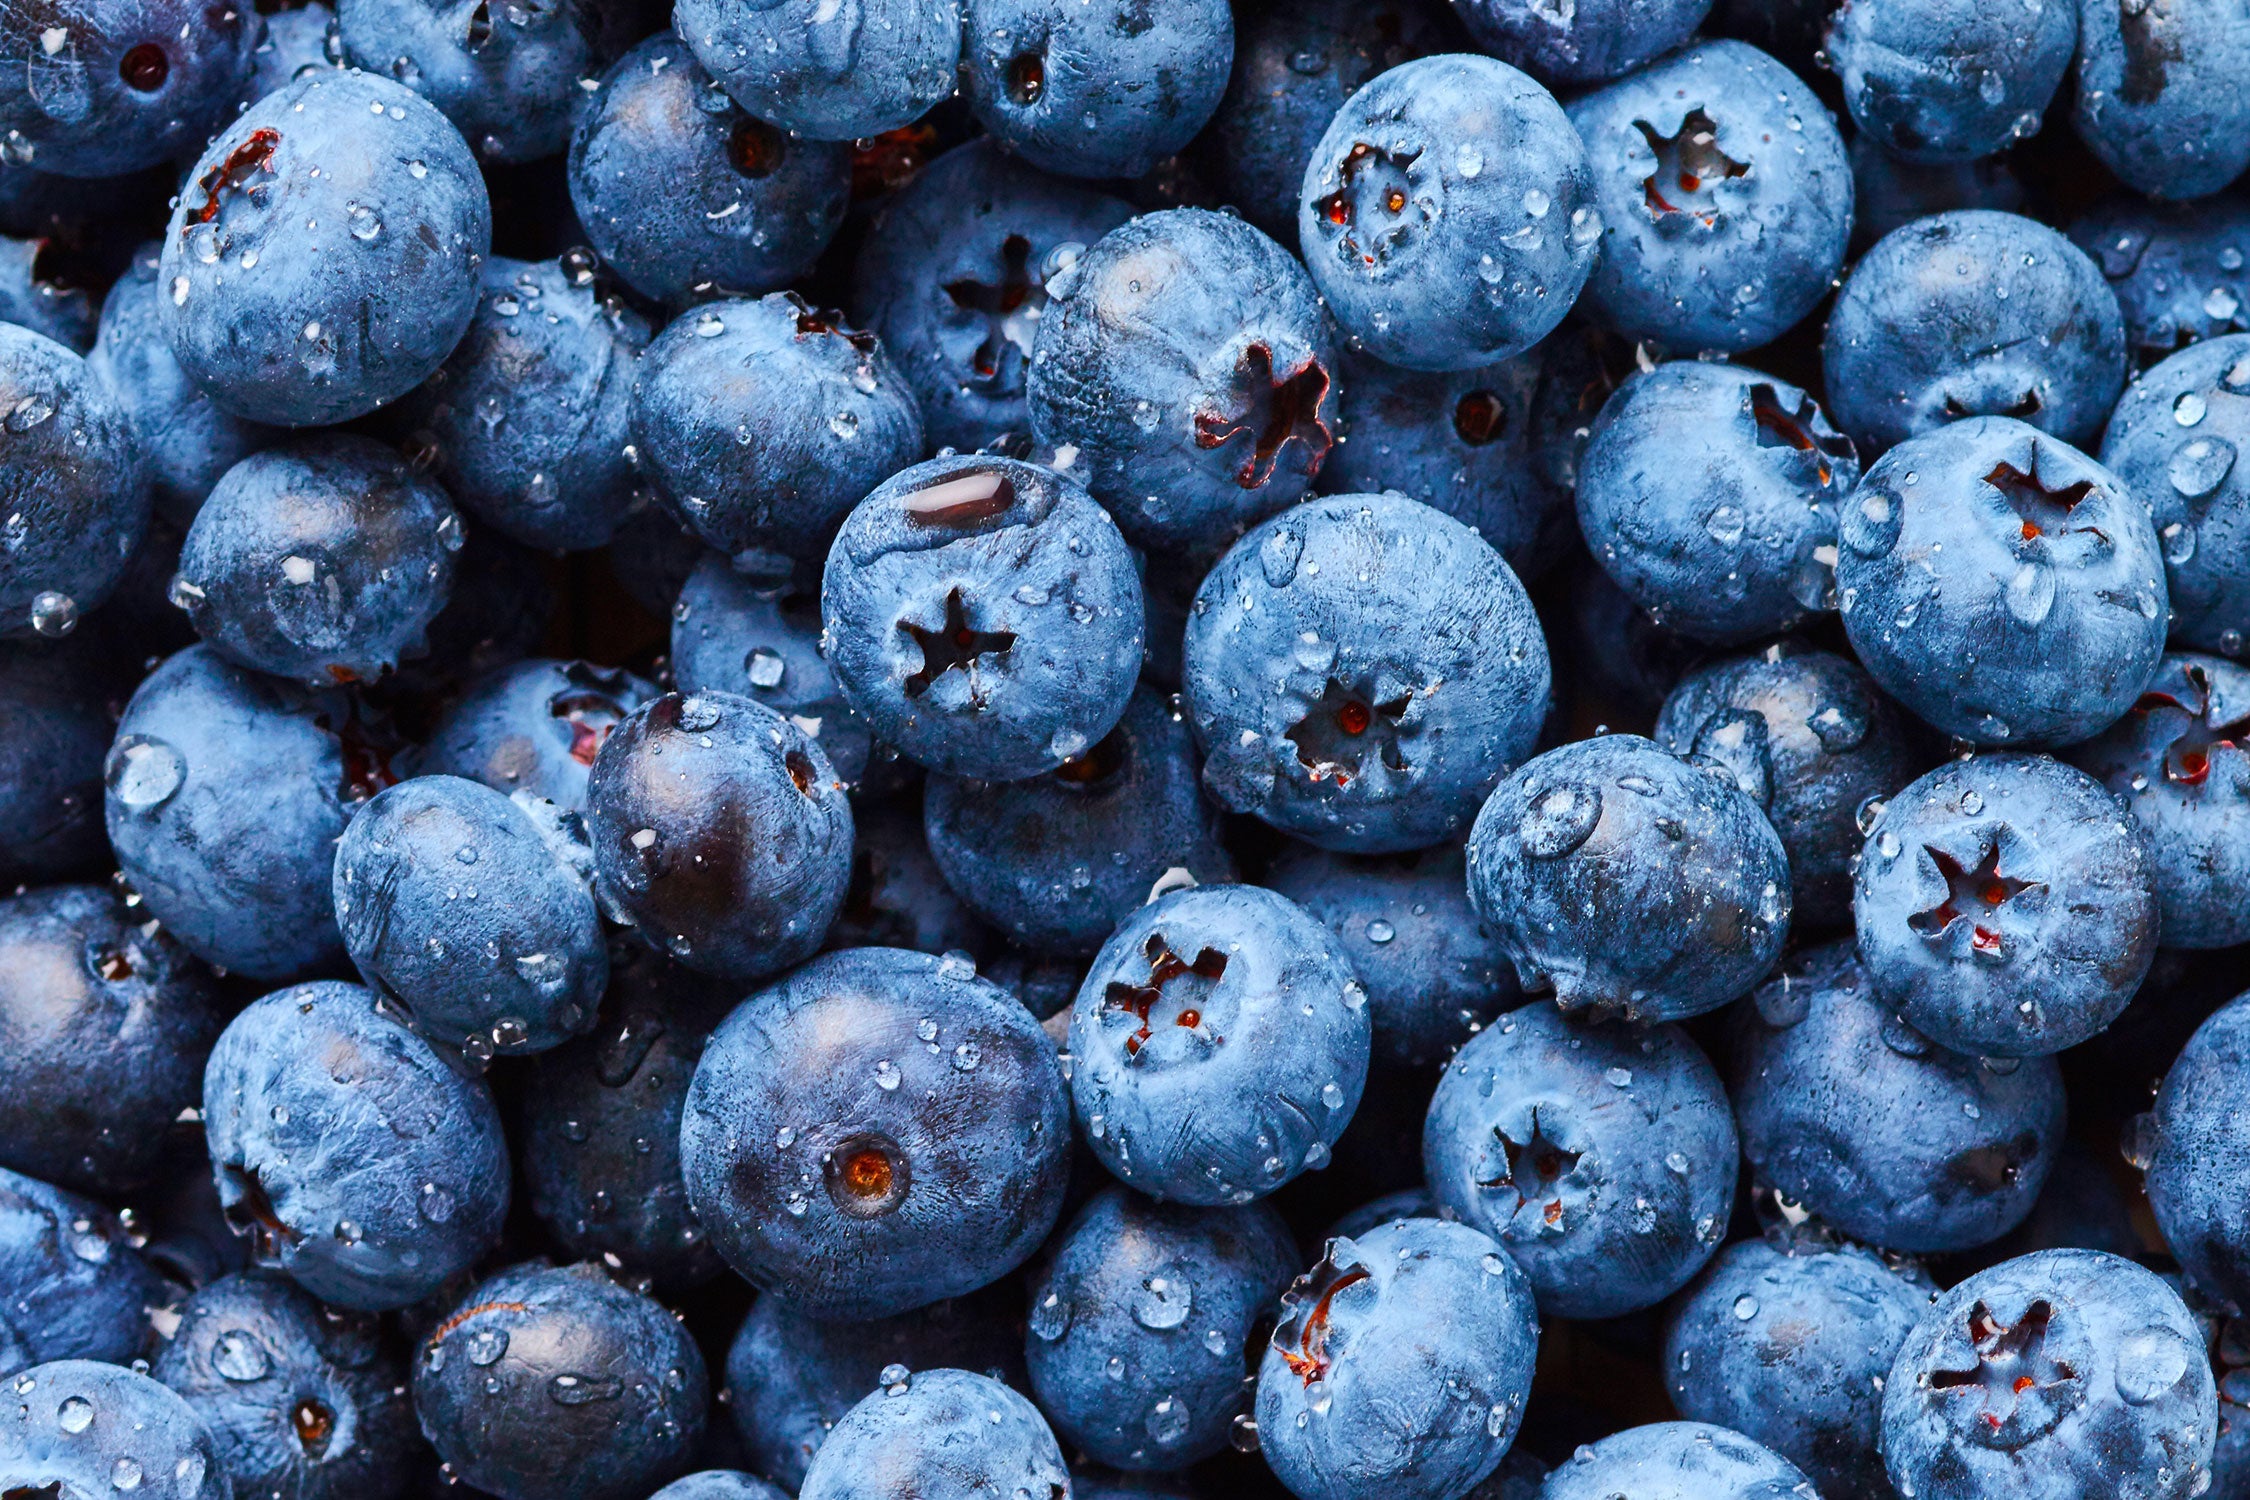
(103, 645, 366, 981)
(2074, 0, 2250, 202)
(151, 1270, 416, 1500)
(568, 35, 849, 307)
(1577, 362, 1859, 645)
(652, 1473, 790, 1500)
(519, 947, 736, 1290)
(1029, 208, 1337, 559)
(1655, 643, 1928, 930)
(1827, 0, 2075, 163)
(420, 658, 658, 815)
(174, 435, 460, 689)
(586, 691, 853, 983)
(0, 884, 221, 1197)
(724, 1291, 1028, 1490)
(0, 1168, 168, 1371)
(2147, 991, 2250, 1314)
(1540, 1421, 1815, 1500)
(1186, 493, 1551, 853)
(1068, 885, 1371, 1206)
(1300, 55, 1593, 373)
(413, 1262, 708, 1500)
(0, 0, 258, 178)
(1823, 212, 2127, 452)
(0, 1360, 230, 1500)
(924, 686, 1235, 957)
(1851, 135, 2026, 251)
(201, 981, 510, 1312)
(670, 557, 876, 790)
(157, 71, 490, 429)
(387, 255, 650, 552)
(1466, 735, 1790, 1024)
(1882, 1249, 2216, 1500)
(87, 245, 275, 532)
(1730, 939, 2065, 1253)
(1255, 1218, 1538, 1500)
(1835, 417, 2168, 747)
(633, 293, 925, 566)
(247, 4, 340, 102)
(0, 640, 115, 883)
(2100, 333, 2250, 656)
(1662, 1238, 1934, 1496)
(1265, 839, 1516, 1067)
(821, 455, 1144, 782)
(2071, 654, 2250, 950)
(1423, 1002, 1736, 1320)
(1026, 1186, 1296, 1470)
(1446, 0, 1707, 85)
(0, 234, 95, 351)
(681, 946, 1071, 1320)
(826, 795, 994, 957)
(1854, 754, 2159, 1057)
(960, 0, 1232, 181)
(798, 1368, 1069, 1500)
(851, 140, 1135, 454)
(333, 775, 606, 1059)
(677, 0, 957, 141)
(336, 0, 590, 162)
(1572, 43, 1851, 355)
(0, 322, 147, 640)
(2070, 197, 2250, 369)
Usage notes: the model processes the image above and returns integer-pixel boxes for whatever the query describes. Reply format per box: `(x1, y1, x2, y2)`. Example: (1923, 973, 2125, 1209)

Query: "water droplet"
(1605, 1066, 1633, 1087)
(2176, 391, 2208, 426)
(695, 313, 725, 337)
(1259, 527, 1304, 588)
(57, 1396, 93, 1432)
(1518, 784, 1601, 859)
(1049, 728, 1089, 761)
(111, 1458, 141, 1491)
(880, 1363, 911, 1394)
(1031, 1293, 1069, 1341)
(548, 1373, 623, 1405)
(418, 1183, 457, 1223)
(347, 203, 381, 241)
(951, 1041, 981, 1071)
(28, 590, 76, 637)
(466, 1328, 508, 1366)
(1364, 919, 1395, 944)
(2122, 1111, 2159, 1170)
(1880, 1012, 1931, 1057)
(2169, 436, 2235, 498)
(5, 395, 53, 431)
(2116, 1328, 2194, 1405)
(1203, 1327, 1229, 1355)
(212, 1329, 270, 1381)
(829, 410, 859, 440)
(873, 1059, 901, 1090)
(1146, 1395, 1191, 1445)
(1134, 1274, 1193, 1329)
(1321, 1081, 1345, 1110)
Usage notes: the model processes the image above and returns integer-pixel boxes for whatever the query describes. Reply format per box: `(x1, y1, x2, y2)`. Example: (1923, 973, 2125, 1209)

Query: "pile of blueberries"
(8, 0, 2250, 1494)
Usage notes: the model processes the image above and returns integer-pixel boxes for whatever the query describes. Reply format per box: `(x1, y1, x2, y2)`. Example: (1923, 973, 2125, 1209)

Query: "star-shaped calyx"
(1983, 451, 2101, 542)
(1928, 1300, 2079, 1434)
(1750, 383, 1856, 486)
(1286, 678, 1410, 788)
(2135, 663, 2250, 786)
(1907, 841, 2043, 958)
(943, 233, 1040, 384)
(1275, 1248, 1371, 1386)
(1313, 140, 1425, 268)
(899, 587, 1016, 702)
(1476, 1107, 1581, 1228)
(1636, 108, 1748, 225)
(1104, 932, 1228, 1057)
(1194, 342, 1334, 490)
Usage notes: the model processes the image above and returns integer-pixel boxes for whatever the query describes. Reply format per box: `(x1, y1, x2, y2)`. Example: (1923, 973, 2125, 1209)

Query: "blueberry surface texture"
(2069, 195, 2250, 369)
(1826, 0, 2076, 163)
(2146, 991, 2250, 1315)
(0, 0, 258, 177)
(1446, 0, 1708, 85)
(420, 657, 657, 814)
(2073, 0, 2250, 201)
(796, 1366, 1070, 1500)
(1538, 1421, 1817, 1500)
(335, 0, 592, 162)
(0, 1167, 169, 1371)
(0, 1359, 230, 1500)
(676, 0, 959, 141)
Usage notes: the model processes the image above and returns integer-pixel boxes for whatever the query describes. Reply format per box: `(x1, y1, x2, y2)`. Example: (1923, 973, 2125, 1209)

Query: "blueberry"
(681, 946, 1071, 1319)
(1855, 753, 2159, 1056)
(247, 4, 341, 102)
(586, 690, 853, 983)
(1423, 1002, 1736, 1319)
(1558, 553, 1707, 721)
(2099, 332, 2250, 657)
(1265, 839, 1515, 1067)
(568, 34, 849, 306)
(1851, 134, 2027, 251)
(1567, 41, 1851, 354)
(851, 139, 1134, 453)
(1027, 209, 1336, 559)
(1445, 0, 1708, 85)
(420, 657, 657, 814)
(797, 1367, 1069, 1500)
(651, 1473, 790, 1500)
(518, 946, 737, 1289)
(1729, 939, 2065, 1252)
(2070, 654, 2250, 950)
(1539, 1421, 1816, 1499)
(0, 321, 147, 641)
(1467, 735, 1789, 1023)
(386, 254, 652, 551)
(1826, 0, 2075, 162)
(724, 1290, 1028, 1490)
(2146, 991, 2250, 1314)
(151, 1270, 416, 1500)
(385, 523, 549, 704)
(1882, 1249, 2216, 1500)
(0, 883, 221, 1196)
(2073, 0, 2250, 201)
(0, 232, 97, 351)
(1068, 884, 1370, 1205)
(1654, 642, 1928, 929)
(1254, 1218, 1537, 1500)
(828, 795, 996, 958)
(173, 435, 460, 688)
(201, 980, 509, 1311)
(1835, 417, 2167, 746)
(1026, 1185, 1295, 1470)
(413, 1261, 708, 1500)
(959, 0, 1232, 180)
(1577, 362, 1859, 644)
(0, 0, 258, 177)
(336, 0, 592, 162)
(1663, 1237, 1934, 1496)
(1824, 212, 2127, 451)
(0, 638, 117, 883)
(982, 944, 1087, 1021)
(0, 1168, 168, 1371)
(157, 70, 491, 428)
(1299, 55, 1593, 372)
(924, 686, 1234, 957)
(2070, 197, 2250, 369)
(821, 454, 1144, 781)
(0, 1359, 229, 1500)
(1186, 493, 1550, 852)
(677, 0, 958, 141)
(633, 292, 924, 566)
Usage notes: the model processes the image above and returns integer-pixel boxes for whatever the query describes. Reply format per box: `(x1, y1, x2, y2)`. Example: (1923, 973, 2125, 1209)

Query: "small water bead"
(548, 1373, 623, 1405)
(1203, 1327, 1229, 1355)
(951, 1041, 981, 1071)
(466, 1327, 509, 1366)
(28, 590, 76, 637)
(1147, 1395, 1191, 1444)
(1133, 1274, 1192, 1329)
(880, 1363, 911, 1394)
(112, 1458, 142, 1491)
(1605, 1067, 1633, 1088)
(2170, 436, 2235, 497)
(1364, 919, 1395, 944)
(57, 1395, 94, 1432)
(212, 1330, 270, 1381)
(915, 1017, 939, 1043)
(2210, 287, 2242, 322)
(873, 1059, 901, 1089)
(1732, 1294, 1758, 1321)
(1321, 1081, 1346, 1110)
(2176, 391, 2208, 426)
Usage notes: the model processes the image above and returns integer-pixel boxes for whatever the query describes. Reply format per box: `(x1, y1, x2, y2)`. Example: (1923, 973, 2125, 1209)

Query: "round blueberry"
(798, 1367, 1069, 1500)
(651, 1472, 789, 1500)
(2146, 991, 2250, 1315)
(420, 657, 657, 814)
(1540, 1421, 1815, 1499)
(0, 1359, 229, 1500)
(2070, 196, 2250, 370)
(0, 638, 118, 883)
(1446, 0, 1708, 85)
(336, 0, 593, 162)
(1827, 0, 2075, 162)
(0, 1167, 169, 1369)
(247, 5, 341, 103)
(0, 0, 258, 177)
(2073, 0, 2250, 201)
(677, 0, 958, 141)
